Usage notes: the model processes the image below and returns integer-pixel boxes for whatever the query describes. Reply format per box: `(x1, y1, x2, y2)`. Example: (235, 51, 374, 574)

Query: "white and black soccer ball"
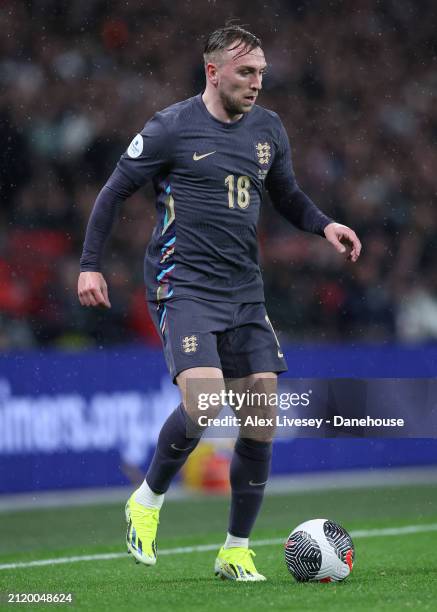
(285, 518, 354, 582)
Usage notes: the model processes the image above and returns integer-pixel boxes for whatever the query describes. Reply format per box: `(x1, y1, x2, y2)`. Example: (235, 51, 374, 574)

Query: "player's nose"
(251, 74, 263, 91)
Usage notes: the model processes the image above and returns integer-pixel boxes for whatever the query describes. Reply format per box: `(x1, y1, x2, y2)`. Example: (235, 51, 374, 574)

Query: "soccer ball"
(284, 518, 354, 582)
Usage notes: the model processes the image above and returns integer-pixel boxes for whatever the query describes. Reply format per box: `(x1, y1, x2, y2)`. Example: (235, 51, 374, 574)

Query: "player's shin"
(228, 437, 272, 540)
(145, 403, 203, 494)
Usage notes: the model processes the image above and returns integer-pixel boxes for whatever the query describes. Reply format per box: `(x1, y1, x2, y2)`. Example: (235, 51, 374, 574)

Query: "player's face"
(216, 45, 267, 116)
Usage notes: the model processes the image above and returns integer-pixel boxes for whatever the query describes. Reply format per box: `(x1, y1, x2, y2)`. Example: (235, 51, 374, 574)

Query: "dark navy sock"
(146, 403, 201, 494)
(228, 438, 272, 538)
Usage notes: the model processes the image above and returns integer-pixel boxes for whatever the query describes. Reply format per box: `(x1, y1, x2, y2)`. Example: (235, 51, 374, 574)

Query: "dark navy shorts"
(148, 297, 288, 382)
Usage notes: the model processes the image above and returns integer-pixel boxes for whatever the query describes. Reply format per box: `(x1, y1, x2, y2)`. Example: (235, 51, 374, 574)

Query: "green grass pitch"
(1, 484, 436, 611)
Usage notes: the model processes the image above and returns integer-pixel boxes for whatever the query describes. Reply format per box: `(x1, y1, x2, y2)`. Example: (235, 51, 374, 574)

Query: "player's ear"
(206, 62, 218, 85)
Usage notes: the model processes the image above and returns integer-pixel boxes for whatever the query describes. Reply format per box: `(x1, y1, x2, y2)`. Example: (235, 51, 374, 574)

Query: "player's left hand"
(323, 222, 362, 263)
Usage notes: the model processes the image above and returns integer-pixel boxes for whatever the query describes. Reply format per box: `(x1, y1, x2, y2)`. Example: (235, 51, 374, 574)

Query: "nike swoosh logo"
(171, 443, 191, 451)
(249, 480, 268, 487)
(193, 151, 216, 161)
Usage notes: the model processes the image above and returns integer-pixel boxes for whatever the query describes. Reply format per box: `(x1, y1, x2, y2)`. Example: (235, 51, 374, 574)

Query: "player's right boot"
(125, 492, 159, 566)
(214, 546, 266, 581)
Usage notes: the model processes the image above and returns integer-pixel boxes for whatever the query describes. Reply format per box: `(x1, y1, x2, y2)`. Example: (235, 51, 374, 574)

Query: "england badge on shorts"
(181, 335, 198, 354)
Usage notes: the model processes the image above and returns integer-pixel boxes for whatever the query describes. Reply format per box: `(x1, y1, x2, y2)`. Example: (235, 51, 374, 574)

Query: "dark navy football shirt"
(80, 93, 332, 303)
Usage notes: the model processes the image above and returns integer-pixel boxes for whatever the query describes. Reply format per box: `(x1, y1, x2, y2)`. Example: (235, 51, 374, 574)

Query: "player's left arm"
(265, 120, 361, 262)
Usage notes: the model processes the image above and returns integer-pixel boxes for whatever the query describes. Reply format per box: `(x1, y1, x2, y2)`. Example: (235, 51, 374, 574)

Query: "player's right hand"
(78, 271, 111, 308)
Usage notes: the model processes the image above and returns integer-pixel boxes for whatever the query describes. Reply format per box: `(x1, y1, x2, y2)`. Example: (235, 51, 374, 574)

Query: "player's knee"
(177, 367, 227, 424)
(237, 400, 277, 442)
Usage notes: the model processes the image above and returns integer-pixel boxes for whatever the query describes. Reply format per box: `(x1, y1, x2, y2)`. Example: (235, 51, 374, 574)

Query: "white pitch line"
(1, 523, 437, 571)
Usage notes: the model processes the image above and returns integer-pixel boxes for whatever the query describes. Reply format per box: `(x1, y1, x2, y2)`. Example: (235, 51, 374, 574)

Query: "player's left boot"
(125, 492, 159, 566)
(214, 546, 266, 581)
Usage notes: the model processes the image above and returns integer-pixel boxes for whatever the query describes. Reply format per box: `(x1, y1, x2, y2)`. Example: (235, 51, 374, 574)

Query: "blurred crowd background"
(1, 0, 436, 350)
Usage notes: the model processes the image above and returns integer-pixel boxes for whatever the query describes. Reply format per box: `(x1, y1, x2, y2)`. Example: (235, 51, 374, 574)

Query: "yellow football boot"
(125, 492, 159, 566)
(214, 547, 266, 581)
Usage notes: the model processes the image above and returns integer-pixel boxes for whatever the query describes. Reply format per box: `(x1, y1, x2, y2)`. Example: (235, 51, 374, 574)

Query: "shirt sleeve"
(80, 114, 171, 272)
(265, 119, 333, 236)
(117, 113, 171, 188)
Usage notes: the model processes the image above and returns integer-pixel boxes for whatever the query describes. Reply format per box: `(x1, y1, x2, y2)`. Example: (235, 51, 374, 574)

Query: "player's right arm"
(78, 114, 170, 308)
